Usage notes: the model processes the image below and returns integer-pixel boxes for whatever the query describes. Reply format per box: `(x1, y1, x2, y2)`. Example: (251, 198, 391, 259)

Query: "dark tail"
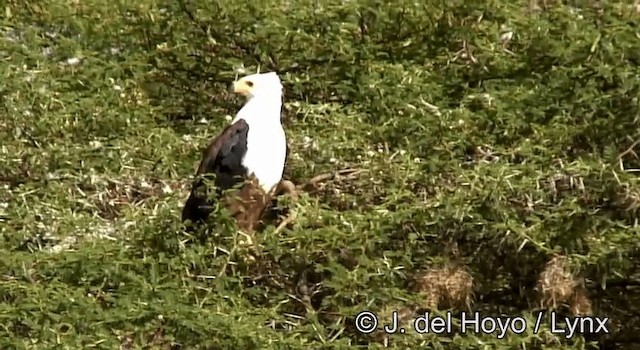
(181, 187, 215, 228)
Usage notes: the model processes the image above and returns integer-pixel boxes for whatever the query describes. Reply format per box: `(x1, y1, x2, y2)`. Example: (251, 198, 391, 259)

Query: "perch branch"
(618, 138, 640, 160)
(271, 168, 366, 233)
(298, 168, 366, 191)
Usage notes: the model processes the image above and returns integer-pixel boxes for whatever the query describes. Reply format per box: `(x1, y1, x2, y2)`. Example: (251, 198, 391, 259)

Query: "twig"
(273, 210, 297, 234)
(298, 168, 366, 190)
(177, 0, 209, 37)
(20, 127, 41, 149)
(271, 168, 366, 233)
(618, 138, 640, 160)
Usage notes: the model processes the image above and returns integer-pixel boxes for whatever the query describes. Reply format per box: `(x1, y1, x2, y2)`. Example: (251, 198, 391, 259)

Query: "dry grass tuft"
(415, 264, 474, 310)
(536, 255, 583, 311)
(569, 288, 593, 316)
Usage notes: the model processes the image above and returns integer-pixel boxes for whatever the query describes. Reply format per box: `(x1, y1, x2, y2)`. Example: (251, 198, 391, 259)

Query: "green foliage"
(1, 0, 639, 348)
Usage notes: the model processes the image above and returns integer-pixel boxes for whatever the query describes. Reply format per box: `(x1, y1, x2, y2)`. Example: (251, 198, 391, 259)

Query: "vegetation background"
(1, 0, 639, 349)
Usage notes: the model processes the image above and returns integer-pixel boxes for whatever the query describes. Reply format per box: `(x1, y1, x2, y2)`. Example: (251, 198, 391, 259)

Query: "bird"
(182, 71, 288, 233)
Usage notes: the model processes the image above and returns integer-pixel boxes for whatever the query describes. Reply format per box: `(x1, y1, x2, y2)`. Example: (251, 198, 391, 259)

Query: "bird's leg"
(275, 180, 299, 200)
(272, 180, 299, 233)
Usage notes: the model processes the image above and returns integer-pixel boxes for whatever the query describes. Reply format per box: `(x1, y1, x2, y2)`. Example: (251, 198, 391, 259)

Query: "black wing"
(182, 119, 250, 225)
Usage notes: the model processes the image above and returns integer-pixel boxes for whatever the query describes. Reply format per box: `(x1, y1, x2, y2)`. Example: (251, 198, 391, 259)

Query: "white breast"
(242, 122, 286, 193)
(233, 97, 286, 194)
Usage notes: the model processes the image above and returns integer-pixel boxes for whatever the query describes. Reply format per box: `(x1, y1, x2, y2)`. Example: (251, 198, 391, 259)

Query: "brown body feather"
(222, 176, 271, 233)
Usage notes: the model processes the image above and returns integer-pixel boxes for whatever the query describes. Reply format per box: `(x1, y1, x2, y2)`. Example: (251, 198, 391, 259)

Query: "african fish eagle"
(182, 71, 287, 231)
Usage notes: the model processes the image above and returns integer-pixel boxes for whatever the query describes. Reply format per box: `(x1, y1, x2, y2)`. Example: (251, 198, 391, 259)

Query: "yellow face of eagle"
(231, 72, 282, 98)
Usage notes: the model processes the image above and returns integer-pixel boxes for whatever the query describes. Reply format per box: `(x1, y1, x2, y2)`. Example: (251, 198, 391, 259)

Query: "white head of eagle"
(182, 71, 288, 225)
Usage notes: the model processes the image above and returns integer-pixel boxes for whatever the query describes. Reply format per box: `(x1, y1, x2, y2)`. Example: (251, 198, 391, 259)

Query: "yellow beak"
(231, 80, 251, 96)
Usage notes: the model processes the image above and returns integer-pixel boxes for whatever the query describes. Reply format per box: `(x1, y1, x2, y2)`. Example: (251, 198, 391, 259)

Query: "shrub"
(1, 0, 639, 348)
